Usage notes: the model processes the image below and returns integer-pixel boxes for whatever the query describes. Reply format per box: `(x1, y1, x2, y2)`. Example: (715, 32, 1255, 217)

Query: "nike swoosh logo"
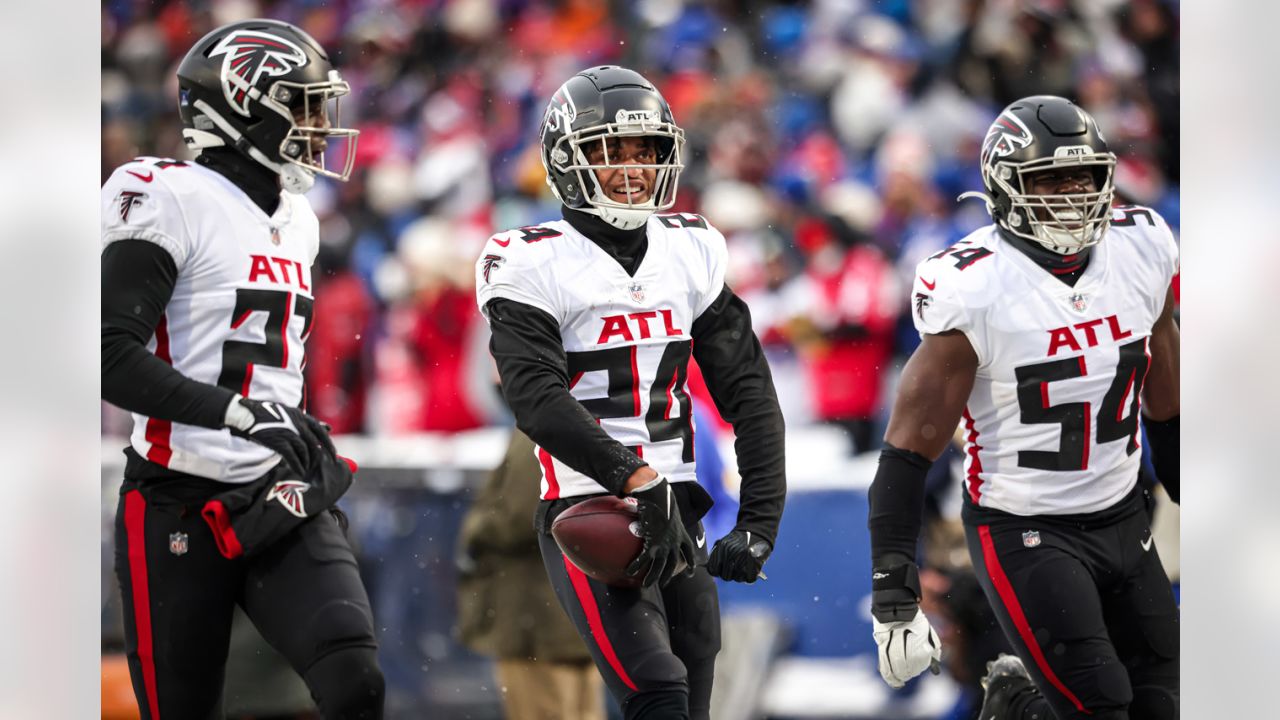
(492, 237, 511, 247)
(696, 533, 706, 548)
(126, 170, 154, 183)
(1141, 535, 1154, 552)
(919, 277, 937, 290)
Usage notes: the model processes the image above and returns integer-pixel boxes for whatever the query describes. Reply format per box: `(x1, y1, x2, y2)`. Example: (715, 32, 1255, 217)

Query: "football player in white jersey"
(101, 19, 383, 719)
(475, 66, 786, 720)
(866, 96, 1179, 719)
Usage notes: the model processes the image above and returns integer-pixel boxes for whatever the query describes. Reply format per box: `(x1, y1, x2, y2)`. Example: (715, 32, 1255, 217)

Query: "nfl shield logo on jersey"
(628, 281, 645, 303)
(1022, 530, 1042, 548)
(1068, 293, 1089, 312)
(169, 532, 189, 556)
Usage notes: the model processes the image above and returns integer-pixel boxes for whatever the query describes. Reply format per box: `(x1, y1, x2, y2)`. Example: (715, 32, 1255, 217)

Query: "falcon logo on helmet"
(266, 479, 312, 518)
(980, 111, 1033, 168)
(209, 30, 309, 117)
(543, 85, 578, 136)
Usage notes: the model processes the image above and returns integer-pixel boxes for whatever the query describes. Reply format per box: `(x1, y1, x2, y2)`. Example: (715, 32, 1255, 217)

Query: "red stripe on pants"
(563, 556, 638, 691)
(978, 525, 1089, 715)
(125, 490, 161, 718)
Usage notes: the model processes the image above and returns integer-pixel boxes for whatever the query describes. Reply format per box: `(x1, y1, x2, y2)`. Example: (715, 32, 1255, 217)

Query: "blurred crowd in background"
(101, 0, 1181, 450)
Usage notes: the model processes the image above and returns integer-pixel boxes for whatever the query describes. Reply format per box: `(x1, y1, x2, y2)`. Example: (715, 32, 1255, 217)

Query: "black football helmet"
(961, 95, 1116, 253)
(539, 66, 685, 230)
(176, 19, 358, 194)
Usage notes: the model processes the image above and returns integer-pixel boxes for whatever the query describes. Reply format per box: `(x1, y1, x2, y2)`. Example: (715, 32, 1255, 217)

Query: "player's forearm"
(102, 329, 236, 429)
(487, 299, 648, 495)
(1141, 343, 1179, 421)
(866, 443, 931, 565)
(727, 410, 786, 544)
(509, 390, 648, 495)
(691, 287, 787, 544)
(1142, 415, 1179, 504)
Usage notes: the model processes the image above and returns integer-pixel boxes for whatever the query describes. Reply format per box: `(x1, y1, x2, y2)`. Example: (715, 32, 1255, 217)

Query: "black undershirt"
(102, 151, 281, 430)
(485, 226, 787, 544)
(562, 206, 648, 275)
(1001, 230, 1091, 286)
(196, 147, 281, 216)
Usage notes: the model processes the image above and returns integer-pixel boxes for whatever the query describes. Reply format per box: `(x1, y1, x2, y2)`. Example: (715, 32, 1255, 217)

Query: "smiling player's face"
(586, 136, 658, 205)
(1024, 167, 1098, 226)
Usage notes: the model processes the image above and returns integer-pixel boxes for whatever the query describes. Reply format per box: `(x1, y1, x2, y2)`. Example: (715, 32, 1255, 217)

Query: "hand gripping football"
(551, 496, 646, 588)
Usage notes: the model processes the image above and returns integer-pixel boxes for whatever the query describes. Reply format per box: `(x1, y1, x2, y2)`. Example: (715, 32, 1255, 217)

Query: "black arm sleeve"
(690, 286, 786, 545)
(868, 443, 931, 621)
(485, 298, 647, 496)
(866, 443, 931, 567)
(102, 240, 236, 429)
(1143, 414, 1179, 504)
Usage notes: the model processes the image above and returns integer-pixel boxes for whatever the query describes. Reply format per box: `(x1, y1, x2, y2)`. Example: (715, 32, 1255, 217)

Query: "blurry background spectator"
(102, 0, 1180, 445)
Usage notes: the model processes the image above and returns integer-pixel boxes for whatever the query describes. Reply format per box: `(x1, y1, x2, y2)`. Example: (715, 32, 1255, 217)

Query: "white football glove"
(872, 608, 942, 689)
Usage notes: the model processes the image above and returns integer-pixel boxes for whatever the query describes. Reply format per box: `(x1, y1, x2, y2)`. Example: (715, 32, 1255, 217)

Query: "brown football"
(551, 496, 646, 588)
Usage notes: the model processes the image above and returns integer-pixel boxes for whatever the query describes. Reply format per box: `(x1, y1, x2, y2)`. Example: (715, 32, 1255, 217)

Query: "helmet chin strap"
(591, 204, 652, 230)
(580, 188, 655, 230)
(238, 139, 314, 194)
(1037, 227, 1088, 254)
(277, 163, 316, 194)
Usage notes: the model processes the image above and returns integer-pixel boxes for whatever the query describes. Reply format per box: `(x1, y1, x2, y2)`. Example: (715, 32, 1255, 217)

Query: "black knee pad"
(1092, 658, 1135, 710)
(623, 688, 689, 720)
(305, 645, 384, 720)
(306, 599, 377, 653)
(630, 650, 689, 686)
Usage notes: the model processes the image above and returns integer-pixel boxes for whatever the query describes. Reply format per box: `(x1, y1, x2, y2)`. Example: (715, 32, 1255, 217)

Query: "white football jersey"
(911, 206, 1178, 516)
(102, 157, 319, 484)
(476, 213, 727, 499)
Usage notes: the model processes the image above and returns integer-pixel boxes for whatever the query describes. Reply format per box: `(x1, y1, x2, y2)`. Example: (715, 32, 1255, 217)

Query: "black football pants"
(538, 501, 721, 720)
(113, 474, 383, 719)
(965, 502, 1179, 719)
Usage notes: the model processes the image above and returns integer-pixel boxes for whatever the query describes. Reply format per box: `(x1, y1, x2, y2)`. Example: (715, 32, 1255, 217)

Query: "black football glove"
(225, 396, 335, 476)
(626, 477, 696, 588)
(707, 528, 772, 583)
